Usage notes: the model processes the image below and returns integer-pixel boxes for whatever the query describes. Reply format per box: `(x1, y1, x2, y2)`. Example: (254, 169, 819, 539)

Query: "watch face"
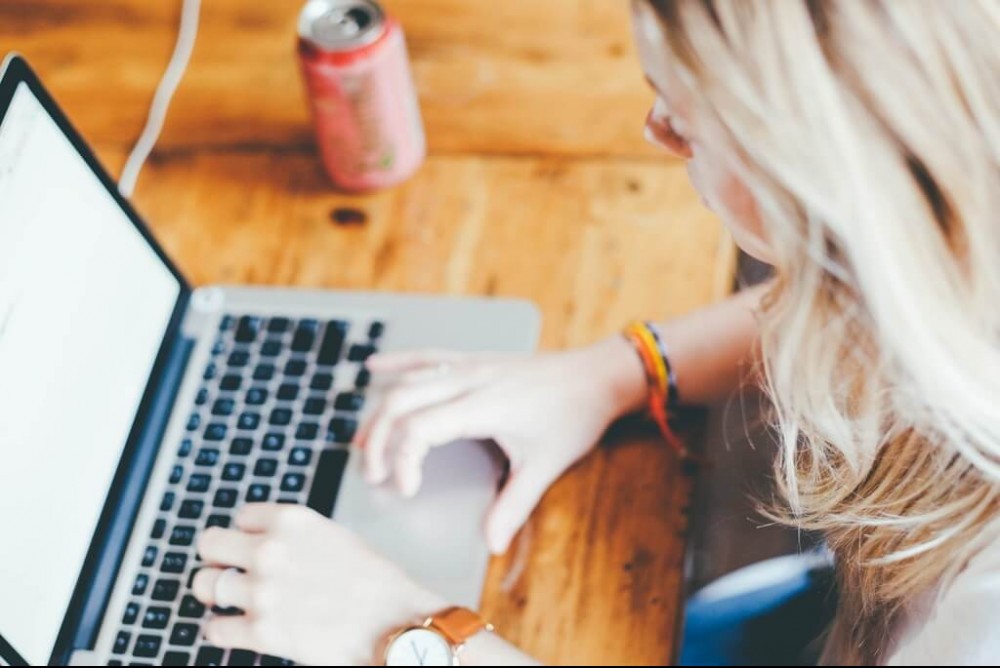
(385, 627, 455, 666)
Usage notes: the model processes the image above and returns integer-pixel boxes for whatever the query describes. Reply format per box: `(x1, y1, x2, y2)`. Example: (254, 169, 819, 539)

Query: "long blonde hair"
(643, 0, 1000, 662)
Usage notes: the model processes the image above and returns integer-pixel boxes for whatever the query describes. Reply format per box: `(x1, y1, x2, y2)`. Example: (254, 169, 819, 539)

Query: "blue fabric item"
(679, 566, 836, 666)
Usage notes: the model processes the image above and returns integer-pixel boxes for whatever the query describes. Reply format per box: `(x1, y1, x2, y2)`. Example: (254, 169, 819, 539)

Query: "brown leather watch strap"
(428, 606, 492, 646)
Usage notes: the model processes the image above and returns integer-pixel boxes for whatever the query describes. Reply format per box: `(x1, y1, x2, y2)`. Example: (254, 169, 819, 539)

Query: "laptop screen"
(0, 81, 181, 664)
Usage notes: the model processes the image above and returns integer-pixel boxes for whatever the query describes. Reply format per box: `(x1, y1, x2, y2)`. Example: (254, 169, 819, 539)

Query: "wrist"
(586, 335, 649, 419)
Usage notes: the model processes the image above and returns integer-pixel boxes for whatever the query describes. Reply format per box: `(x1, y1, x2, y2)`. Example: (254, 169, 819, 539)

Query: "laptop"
(0, 54, 539, 667)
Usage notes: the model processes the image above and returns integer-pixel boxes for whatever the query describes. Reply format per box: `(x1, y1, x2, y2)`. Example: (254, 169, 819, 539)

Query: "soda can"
(297, 0, 426, 191)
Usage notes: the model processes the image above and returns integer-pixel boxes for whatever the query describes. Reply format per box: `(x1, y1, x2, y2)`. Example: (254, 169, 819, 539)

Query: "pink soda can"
(297, 0, 426, 191)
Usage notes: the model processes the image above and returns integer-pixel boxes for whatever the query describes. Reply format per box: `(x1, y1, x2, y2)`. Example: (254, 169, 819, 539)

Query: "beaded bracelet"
(622, 321, 686, 456)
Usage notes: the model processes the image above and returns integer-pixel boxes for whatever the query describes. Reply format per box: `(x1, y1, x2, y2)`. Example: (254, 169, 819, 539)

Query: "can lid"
(298, 0, 385, 52)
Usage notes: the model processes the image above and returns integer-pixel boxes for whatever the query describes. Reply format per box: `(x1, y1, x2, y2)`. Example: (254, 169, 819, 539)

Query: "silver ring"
(214, 567, 241, 609)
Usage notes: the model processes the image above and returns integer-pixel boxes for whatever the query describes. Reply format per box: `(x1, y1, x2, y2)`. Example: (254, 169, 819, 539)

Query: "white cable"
(118, 0, 201, 199)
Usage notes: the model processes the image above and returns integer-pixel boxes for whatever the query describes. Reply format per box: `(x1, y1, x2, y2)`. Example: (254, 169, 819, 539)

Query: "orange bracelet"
(623, 322, 687, 456)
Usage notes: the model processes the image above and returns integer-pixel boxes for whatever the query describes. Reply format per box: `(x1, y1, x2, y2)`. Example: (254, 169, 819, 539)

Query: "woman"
(191, 0, 1000, 664)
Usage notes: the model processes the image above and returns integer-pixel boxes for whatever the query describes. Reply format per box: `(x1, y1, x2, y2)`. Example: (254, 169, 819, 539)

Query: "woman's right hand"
(356, 337, 646, 554)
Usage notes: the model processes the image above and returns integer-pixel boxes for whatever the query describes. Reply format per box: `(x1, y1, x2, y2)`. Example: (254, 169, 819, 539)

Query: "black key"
(303, 397, 326, 415)
(212, 398, 235, 416)
(227, 351, 250, 368)
(132, 574, 149, 596)
(112, 630, 131, 655)
(151, 578, 180, 602)
(220, 375, 242, 392)
(133, 635, 161, 658)
(235, 316, 262, 344)
(277, 498, 298, 504)
(253, 363, 276, 382)
(300, 318, 319, 330)
(163, 651, 190, 666)
(284, 359, 307, 377)
(169, 525, 196, 547)
(328, 417, 357, 444)
(204, 424, 227, 441)
(178, 438, 193, 458)
(230, 437, 253, 455)
(260, 339, 283, 357)
(141, 606, 170, 630)
(170, 623, 199, 647)
(195, 449, 220, 466)
(206, 514, 231, 529)
(195, 388, 209, 406)
(195, 647, 225, 667)
(291, 328, 316, 353)
(281, 473, 305, 493)
(203, 363, 218, 381)
(213, 488, 238, 508)
(130, 662, 153, 666)
(151, 519, 166, 540)
(348, 343, 377, 362)
(228, 649, 257, 666)
(334, 392, 364, 412)
(267, 317, 290, 333)
(261, 656, 294, 667)
(178, 499, 204, 520)
(122, 601, 140, 625)
(211, 605, 242, 616)
(169, 465, 184, 484)
(219, 315, 234, 332)
(277, 383, 299, 401)
(142, 546, 158, 567)
(307, 449, 349, 516)
(310, 373, 333, 391)
(187, 474, 211, 493)
(254, 458, 279, 477)
(161, 552, 187, 574)
(247, 484, 271, 503)
(355, 367, 371, 388)
(237, 412, 261, 430)
(295, 422, 319, 440)
(317, 320, 347, 365)
(270, 408, 292, 426)
(222, 463, 246, 482)
(289, 447, 312, 466)
(212, 338, 226, 355)
(368, 321, 385, 339)
(246, 387, 268, 405)
(160, 492, 175, 512)
(107, 661, 122, 666)
(178, 594, 206, 619)
(262, 433, 285, 451)
(186, 413, 201, 431)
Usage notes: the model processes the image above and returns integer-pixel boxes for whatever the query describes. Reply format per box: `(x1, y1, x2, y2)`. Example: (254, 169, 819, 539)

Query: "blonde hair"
(643, 0, 1000, 662)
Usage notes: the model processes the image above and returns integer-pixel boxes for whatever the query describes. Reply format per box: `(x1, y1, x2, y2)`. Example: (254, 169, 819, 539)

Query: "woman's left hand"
(192, 503, 446, 665)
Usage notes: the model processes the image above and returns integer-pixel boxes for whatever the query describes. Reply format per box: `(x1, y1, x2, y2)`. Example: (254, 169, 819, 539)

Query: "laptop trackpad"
(331, 441, 503, 608)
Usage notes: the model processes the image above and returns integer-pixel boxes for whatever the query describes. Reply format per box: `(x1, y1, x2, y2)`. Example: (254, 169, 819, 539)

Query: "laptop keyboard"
(108, 314, 383, 666)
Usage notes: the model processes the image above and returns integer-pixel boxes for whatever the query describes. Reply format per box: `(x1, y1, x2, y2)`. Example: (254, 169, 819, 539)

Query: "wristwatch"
(383, 606, 493, 666)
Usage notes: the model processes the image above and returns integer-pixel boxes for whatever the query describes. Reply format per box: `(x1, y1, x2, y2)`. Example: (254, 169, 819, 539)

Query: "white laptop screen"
(0, 81, 181, 665)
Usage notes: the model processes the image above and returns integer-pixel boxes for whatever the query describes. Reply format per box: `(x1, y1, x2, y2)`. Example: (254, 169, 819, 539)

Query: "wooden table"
(3, 1, 734, 664)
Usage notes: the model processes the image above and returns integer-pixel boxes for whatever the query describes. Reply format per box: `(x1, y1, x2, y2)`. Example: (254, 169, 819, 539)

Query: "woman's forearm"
(461, 631, 543, 666)
(596, 283, 767, 417)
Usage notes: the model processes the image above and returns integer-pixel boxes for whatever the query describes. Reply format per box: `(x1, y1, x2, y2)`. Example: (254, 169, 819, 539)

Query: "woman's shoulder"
(887, 526, 1000, 665)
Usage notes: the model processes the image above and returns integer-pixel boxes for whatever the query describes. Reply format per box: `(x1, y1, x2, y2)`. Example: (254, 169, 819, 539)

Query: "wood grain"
(6, 0, 736, 664)
(3, 0, 662, 158)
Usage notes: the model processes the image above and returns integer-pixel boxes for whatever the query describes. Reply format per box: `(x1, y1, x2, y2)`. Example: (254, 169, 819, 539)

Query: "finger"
(389, 397, 483, 497)
(234, 503, 285, 533)
(364, 349, 464, 373)
(485, 465, 557, 555)
(197, 527, 262, 570)
(358, 375, 483, 485)
(204, 615, 260, 652)
(191, 567, 254, 610)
